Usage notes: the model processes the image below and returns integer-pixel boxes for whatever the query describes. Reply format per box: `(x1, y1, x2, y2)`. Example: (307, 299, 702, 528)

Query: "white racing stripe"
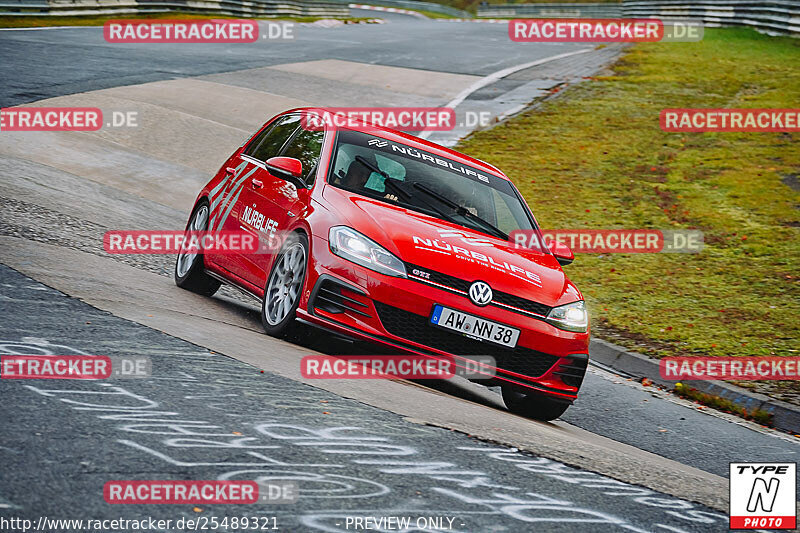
(419, 48, 594, 139)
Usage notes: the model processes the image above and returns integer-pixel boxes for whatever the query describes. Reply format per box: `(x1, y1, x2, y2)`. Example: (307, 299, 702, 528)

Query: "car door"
(209, 114, 302, 285)
(236, 115, 324, 289)
(205, 156, 260, 276)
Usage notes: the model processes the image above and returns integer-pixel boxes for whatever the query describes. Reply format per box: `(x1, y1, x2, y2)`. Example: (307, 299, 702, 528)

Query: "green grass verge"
(459, 29, 800, 366)
(0, 13, 373, 28)
(673, 382, 773, 425)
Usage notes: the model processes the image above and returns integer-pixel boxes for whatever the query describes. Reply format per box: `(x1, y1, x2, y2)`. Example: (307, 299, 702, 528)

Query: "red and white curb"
(298, 18, 386, 27)
(437, 18, 508, 23)
(348, 3, 428, 19)
(346, 5, 509, 22)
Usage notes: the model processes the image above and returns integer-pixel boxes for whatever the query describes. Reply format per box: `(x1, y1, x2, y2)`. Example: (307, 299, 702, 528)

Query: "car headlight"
(329, 226, 407, 278)
(546, 300, 588, 332)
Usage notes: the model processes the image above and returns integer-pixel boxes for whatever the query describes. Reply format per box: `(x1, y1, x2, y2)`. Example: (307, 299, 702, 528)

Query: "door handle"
(225, 166, 236, 176)
(252, 179, 263, 189)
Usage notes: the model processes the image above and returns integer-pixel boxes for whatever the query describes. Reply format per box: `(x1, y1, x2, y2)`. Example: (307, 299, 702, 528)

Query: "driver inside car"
(341, 159, 400, 202)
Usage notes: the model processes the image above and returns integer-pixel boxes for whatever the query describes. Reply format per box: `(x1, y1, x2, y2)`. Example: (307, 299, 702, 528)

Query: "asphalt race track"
(0, 12, 798, 532)
(0, 264, 725, 531)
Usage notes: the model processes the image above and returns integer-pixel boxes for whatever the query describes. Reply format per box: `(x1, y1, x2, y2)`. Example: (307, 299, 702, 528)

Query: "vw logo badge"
(469, 281, 493, 306)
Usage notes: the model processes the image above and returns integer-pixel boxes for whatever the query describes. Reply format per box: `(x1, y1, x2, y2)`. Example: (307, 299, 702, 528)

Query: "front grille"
(491, 291, 551, 317)
(374, 302, 559, 378)
(405, 263, 551, 317)
(410, 264, 471, 293)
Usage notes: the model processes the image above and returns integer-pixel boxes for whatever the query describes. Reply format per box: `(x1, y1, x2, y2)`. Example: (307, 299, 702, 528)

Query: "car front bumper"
(299, 234, 590, 401)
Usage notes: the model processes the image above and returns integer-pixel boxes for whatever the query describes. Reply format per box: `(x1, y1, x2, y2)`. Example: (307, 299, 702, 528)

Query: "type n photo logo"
(730, 463, 796, 529)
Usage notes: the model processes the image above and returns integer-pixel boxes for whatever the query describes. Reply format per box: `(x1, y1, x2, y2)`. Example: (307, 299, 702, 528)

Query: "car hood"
(324, 187, 581, 307)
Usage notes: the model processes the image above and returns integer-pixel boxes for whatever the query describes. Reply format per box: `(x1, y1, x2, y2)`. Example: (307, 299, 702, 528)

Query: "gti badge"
(469, 280, 493, 306)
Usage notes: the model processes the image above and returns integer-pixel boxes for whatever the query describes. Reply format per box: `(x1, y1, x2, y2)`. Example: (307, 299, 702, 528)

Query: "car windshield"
(327, 130, 536, 240)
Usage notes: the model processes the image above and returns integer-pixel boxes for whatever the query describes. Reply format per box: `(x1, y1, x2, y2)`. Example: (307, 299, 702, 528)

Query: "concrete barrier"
(479, 2, 622, 18)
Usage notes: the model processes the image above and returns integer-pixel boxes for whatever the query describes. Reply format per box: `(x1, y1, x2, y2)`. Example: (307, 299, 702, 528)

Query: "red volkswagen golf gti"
(175, 108, 589, 420)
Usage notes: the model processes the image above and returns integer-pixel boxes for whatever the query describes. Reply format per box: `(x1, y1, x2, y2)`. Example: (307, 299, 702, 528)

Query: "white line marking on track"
(418, 47, 593, 139)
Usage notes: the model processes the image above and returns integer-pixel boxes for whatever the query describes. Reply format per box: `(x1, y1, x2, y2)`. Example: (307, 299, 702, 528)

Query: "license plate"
(430, 305, 520, 348)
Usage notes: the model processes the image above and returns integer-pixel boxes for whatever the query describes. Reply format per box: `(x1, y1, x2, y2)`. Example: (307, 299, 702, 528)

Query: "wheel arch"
(184, 195, 211, 231)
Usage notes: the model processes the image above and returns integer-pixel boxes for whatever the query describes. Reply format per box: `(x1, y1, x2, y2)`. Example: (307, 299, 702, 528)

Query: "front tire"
(502, 386, 571, 421)
(261, 232, 308, 337)
(174, 201, 221, 296)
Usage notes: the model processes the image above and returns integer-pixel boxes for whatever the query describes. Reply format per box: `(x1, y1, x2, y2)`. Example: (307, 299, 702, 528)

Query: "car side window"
(245, 115, 301, 162)
(243, 124, 272, 157)
(281, 127, 324, 186)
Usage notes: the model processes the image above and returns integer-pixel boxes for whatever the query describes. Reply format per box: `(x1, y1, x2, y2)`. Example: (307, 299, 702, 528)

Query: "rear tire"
(174, 200, 221, 296)
(502, 386, 571, 421)
(261, 233, 308, 337)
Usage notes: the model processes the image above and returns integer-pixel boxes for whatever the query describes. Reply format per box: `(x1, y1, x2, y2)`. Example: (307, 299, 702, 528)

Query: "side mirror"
(551, 241, 574, 266)
(265, 157, 305, 188)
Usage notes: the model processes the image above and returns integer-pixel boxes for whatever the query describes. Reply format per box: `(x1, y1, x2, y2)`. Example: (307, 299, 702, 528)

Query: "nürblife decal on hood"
(413, 229, 543, 288)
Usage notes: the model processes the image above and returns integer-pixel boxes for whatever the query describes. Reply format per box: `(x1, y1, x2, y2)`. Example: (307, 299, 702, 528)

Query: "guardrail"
(478, 2, 621, 18)
(624, 0, 800, 36)
(1, 0, 50, 14)
(477, 1, 800, 36)
(0, 0, 465, 18)
(336, 0, 472, 17)
(0, 0, 349, 16)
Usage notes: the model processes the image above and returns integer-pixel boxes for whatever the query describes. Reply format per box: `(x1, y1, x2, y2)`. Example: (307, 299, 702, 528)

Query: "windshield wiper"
(351, 158, 507, 240)
(412, 182, 508, 241)
(354, 155, 388, 180)
(354, 156, 411, 200)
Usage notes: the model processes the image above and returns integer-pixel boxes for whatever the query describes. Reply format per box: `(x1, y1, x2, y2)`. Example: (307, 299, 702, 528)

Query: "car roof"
(287, 107, 509, 181)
